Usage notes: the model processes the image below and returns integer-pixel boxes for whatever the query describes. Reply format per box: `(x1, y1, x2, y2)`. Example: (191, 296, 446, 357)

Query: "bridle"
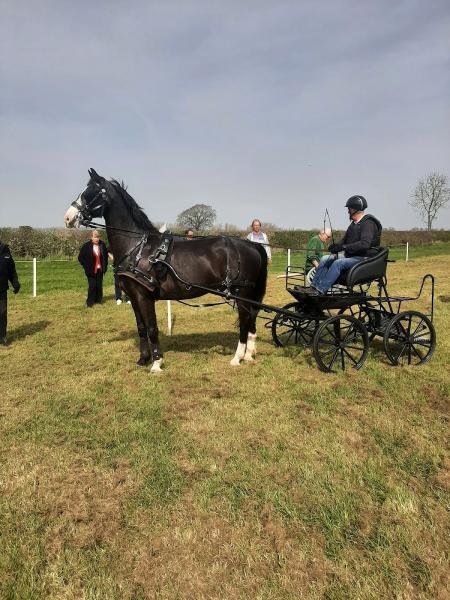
(70, 183, 155, 237)
(70, 184, 107, 227)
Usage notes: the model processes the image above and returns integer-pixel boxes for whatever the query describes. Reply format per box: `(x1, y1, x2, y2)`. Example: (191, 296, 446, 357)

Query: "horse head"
(64, 168, 108, 228)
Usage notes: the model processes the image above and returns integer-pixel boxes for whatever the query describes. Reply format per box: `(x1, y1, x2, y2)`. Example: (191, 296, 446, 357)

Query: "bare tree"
(176, 204, 216, 231)
(410, 173, 450, 231)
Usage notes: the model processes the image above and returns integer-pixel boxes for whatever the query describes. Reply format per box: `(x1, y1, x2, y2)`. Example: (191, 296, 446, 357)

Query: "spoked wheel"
(338, 304, 376, 340)
(312, 315, 369, 373)
(272, 302, 317, 347)
(383, 310, 436, 366)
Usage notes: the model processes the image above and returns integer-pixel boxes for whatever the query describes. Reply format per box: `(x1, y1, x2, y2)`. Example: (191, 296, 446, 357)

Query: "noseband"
(71, 186, 107, 226)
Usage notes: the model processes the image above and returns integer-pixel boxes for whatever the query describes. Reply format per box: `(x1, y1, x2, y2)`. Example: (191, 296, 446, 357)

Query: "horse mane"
(108, 179, 158, 232)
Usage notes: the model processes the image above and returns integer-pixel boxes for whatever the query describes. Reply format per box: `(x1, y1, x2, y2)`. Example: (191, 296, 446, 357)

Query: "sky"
(1, 0, 449, 231)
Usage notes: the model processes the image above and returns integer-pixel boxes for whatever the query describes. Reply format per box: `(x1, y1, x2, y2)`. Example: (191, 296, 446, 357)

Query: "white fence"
(15, 258, 174, 335)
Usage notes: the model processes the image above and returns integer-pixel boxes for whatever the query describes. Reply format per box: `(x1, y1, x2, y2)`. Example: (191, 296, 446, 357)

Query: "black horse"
(65, 169, 268, 372)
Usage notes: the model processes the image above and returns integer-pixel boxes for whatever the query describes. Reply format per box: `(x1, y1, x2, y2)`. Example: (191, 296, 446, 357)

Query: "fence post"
(287, 248, 291, 268)
(406, 242, 409, 262)
(33, 258, 37, 297)
(167, 300, 172, 335)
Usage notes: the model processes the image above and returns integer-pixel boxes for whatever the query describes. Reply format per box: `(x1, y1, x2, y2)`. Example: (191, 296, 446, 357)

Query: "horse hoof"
(243, 354, 255, 362)
(230, 357, 241, 366)
(150, 359, 163, 373)
(137, 358, 150, 367)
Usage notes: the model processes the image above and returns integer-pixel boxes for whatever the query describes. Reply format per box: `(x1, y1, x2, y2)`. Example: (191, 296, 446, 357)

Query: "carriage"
(270, 248, 436, 372)
(65, 170, 437, 374)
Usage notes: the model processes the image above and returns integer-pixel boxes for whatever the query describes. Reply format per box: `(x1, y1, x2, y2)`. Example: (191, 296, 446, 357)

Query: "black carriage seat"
(343, 247, 389, 289)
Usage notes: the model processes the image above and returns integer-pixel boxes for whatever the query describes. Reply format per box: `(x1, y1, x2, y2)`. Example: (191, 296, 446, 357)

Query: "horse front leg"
(145, 299, 163, 373)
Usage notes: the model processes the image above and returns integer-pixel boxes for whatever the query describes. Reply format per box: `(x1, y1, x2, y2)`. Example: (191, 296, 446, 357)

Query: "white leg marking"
(150, 358, 163, 373)
(244, 332, 257, 362)
(230, 341, 247, 366)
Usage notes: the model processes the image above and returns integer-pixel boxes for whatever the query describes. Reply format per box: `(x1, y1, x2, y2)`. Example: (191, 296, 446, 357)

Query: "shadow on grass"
(102, 293, 117, 302)
(109, 329, 239, 353)
(278, 336, 392, 371)
(9, 320, 51, 342)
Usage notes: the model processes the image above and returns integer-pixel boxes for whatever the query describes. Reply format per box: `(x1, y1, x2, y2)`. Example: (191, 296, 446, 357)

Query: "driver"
(307, 196, 382, 295)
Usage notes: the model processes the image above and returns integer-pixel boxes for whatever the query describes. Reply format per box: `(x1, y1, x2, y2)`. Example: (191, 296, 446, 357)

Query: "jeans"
(114, 273, 129, 302)
(311, 254, 364, 293)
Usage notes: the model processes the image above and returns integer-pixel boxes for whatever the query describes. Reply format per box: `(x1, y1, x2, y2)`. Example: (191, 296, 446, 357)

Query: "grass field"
(1, 250, 449, 599)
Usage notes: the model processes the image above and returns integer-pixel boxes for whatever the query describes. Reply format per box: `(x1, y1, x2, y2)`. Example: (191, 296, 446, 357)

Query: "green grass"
(1, 253, 449, 599)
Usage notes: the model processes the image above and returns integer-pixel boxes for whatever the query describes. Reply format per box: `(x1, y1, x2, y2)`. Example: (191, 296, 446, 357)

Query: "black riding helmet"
(346, 195, 368, 211)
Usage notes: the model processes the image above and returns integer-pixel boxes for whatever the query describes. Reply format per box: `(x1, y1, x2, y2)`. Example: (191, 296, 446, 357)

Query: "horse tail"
(253, 243, 268, 302)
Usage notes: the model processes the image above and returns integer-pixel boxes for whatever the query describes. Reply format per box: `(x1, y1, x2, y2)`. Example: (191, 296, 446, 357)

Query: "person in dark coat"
(308, 195, 382, 295)
(78, 230, 108, 307)
(0, 241, 20, 345)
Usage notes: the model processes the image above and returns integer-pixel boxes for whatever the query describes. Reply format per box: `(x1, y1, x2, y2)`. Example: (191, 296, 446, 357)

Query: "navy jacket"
(332, 215, 382, 257)
(0, 243, 20, 293)
(78, 240, 108, 277)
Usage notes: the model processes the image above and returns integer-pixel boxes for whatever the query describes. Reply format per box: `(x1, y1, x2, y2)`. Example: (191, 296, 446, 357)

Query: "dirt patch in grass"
(2, 447, 136, 554)
(121, 505, 334, 600)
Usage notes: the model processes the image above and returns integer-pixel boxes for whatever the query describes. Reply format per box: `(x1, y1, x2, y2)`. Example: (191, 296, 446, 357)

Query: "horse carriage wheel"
(272, 302, 317, 347)
(312, 315, 369, 373)
(383, 310, 436, 366)
(338, 304, 371, 325)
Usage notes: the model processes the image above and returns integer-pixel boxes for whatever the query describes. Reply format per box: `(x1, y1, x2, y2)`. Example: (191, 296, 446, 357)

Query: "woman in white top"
(246, 219, 271, 263)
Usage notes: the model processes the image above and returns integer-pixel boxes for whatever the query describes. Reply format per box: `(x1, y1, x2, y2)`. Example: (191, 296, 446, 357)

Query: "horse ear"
(88, 168, 104, 184)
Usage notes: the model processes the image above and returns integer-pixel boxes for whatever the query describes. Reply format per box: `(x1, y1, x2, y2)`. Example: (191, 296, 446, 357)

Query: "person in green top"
(305, 228, 332, 281)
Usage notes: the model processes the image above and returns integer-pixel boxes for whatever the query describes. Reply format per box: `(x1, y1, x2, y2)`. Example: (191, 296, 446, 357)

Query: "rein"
(82, 219, 157, 238)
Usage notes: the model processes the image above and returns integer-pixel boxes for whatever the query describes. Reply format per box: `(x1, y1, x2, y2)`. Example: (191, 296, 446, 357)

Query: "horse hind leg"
(230, 300, 252, 366)
(244, 332, 257, 361)
(230, 340, 247, 366)
(243, 308, 258, 362)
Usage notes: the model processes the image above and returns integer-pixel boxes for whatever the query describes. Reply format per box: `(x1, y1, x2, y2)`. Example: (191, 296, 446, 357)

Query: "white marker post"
(287, 248, 291, 268)
(167, 300, 172, 335)
(32, 258, 37, 297)
(406, 242, 409, 262)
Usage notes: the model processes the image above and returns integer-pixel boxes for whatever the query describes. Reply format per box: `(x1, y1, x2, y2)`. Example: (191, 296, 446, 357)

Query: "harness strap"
(114, 234, 149, 275)
(176, 299, 233, 308)
(117, 270, 157, 293)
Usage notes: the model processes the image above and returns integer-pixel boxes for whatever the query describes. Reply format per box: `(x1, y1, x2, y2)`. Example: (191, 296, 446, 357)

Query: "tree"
(176, 204, 216, 231)
(410, 173, 450, 231)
